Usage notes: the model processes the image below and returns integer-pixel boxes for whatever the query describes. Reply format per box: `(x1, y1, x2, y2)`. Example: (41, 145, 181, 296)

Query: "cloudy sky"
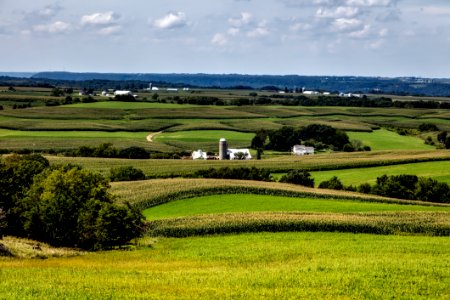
(1, 0, 449, 77)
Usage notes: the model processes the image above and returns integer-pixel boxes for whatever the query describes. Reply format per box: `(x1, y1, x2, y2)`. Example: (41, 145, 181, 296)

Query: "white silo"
(219, 138, 228, 160)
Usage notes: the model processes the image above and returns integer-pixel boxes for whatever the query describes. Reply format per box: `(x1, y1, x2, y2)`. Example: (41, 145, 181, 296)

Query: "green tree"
(110, 166, 145, 182)
(0, 154, 49, 235)
(24, 166, 144, 249)
(318, 176, 344, 190)
(279, 170, 314, 187)
(415, 178, 450, 203)
(437, 131, 447, 144)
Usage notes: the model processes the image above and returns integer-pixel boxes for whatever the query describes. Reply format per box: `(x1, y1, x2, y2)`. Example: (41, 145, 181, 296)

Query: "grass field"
(143, 194, 450, 220)
(347, 129, 434, 150)
(311, 160, 450, 186)
(1, 232, 449, 299)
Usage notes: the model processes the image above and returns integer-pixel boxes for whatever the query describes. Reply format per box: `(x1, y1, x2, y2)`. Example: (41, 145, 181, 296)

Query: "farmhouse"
(292, 144, 314, 156)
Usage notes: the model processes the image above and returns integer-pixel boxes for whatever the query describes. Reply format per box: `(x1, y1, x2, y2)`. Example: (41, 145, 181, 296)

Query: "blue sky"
(1, 0, 449, 77)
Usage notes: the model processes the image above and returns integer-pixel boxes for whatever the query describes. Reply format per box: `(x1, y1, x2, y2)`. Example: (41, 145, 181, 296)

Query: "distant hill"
(0, 72, 36, 78)
(30, 71, 450, 97)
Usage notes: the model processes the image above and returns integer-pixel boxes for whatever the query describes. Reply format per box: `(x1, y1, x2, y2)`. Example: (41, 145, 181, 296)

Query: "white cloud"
(211, 33, 228, 46)
(379, 28, 388, 37)
(81, 11, 120, 27)
(345, 0, 392, 7)
(98, 25, 122, 36)
(289, 22, 312, 32)
(227, 27, 240, 36)
(37, 3, 63, 19)
(316, 6, 359, 18)
(228, 12, 252, 27)
(349, 24, 370, 38)
(247, 26, 269, 38)
(153, 12, 187, 30)
(332, 18, 362, 31)
(33, 21, 70, 34)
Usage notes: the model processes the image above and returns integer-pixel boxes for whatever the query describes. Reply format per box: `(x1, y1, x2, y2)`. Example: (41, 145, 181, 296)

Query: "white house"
(303, 90, 320, 95)
(292, 145, 314, 156)
(192, 149, 208, 160)
(228, 148, 252, 160)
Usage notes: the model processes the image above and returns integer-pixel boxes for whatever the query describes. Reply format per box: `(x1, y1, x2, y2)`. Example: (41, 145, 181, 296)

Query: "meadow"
(143, 193, 450, 220)
(311, 160, 450, 186)
(347, 129, 435, 150)
(1, 233, 449, 299)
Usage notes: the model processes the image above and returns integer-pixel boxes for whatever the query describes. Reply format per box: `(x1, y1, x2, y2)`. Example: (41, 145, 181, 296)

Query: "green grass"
(0, 128, 148, 139)
(312, 160, 450, 186)
(143, 194, 450, 220)
(155, 130, 254, 144)
(69, 101, 203, 109)
(1, 232, 449, 299)
(347, 129, 435, 150)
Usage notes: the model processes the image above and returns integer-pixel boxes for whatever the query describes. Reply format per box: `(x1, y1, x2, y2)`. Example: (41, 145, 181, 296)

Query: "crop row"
(110, 178, 449, 211)
(148, 211, 450, 237)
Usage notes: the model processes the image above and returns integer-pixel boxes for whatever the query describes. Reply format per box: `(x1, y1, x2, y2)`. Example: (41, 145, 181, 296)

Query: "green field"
(0, 128, 149, 139)
(311, 160, 450, 186)
(1, 233, 449, 299)
(347, 129, 434, 150)
(143, 194, 450, 220)
(155, 130, 254, 146)
(69, 101, 203, 109)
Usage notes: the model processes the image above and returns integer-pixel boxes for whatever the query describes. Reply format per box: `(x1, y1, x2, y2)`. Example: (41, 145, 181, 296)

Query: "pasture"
(1, 233, 449, 299)
(311, 160, 450, 186)
(143, 194, 450, 220)
(347, 129, 435, 150)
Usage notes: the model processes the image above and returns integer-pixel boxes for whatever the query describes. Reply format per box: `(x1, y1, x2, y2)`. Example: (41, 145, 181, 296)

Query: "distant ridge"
(0, 72, 36, 78)
(31, 71, 450, 96)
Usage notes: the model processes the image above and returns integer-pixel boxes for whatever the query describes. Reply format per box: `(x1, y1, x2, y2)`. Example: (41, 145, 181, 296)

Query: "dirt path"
(146, 131, 162, 142)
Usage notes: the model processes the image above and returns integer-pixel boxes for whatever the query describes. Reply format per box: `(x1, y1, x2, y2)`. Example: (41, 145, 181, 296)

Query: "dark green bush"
(110, 166, 145, 182)
(318, 176, 344, 190)
(279, 170, 314, 187)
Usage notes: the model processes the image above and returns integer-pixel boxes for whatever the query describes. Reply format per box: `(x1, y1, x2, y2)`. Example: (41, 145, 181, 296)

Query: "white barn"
(192, 149, 208, 160)
(292, 145, 314, 156)
(228, 149, 252, 160)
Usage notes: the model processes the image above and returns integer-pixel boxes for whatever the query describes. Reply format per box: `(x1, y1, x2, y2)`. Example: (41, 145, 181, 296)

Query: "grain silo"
(219, 138, 228, 160)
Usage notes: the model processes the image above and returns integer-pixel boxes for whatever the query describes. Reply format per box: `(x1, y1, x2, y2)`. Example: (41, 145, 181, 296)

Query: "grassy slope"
(1, 233, 449, 299)
(143, 194, 450, 220)
(312, 160, 450, 186)
(347, 129, 434, 150)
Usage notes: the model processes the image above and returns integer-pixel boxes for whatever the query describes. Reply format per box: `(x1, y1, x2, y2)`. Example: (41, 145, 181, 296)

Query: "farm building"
(114, 90, 132, 96)
(219, 138, 252, 160)
(228, 148, 252, 160)
(192, 149, 208, 160)
(292, 145, 314, 156)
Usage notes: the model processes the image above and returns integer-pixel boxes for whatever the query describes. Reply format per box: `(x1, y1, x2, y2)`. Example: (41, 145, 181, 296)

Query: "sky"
(0, 0, 449, 78)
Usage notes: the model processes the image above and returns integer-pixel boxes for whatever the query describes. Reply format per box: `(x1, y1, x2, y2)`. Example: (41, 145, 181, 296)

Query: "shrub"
(418, 123, 439, 132)
(279, 170, 314, 188)
(194, 167, 272, 181)
(110, 166, 145, 182)
(318, 176, 344, 190)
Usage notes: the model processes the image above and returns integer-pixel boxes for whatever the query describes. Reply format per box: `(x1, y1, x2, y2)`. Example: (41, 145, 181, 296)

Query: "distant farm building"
(192, 149, 208, 160)
(228, 148, 252, 160)
(219, 138, 252, 160)
(114, 90, 133, 96)
(292, 145, 315, 156)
